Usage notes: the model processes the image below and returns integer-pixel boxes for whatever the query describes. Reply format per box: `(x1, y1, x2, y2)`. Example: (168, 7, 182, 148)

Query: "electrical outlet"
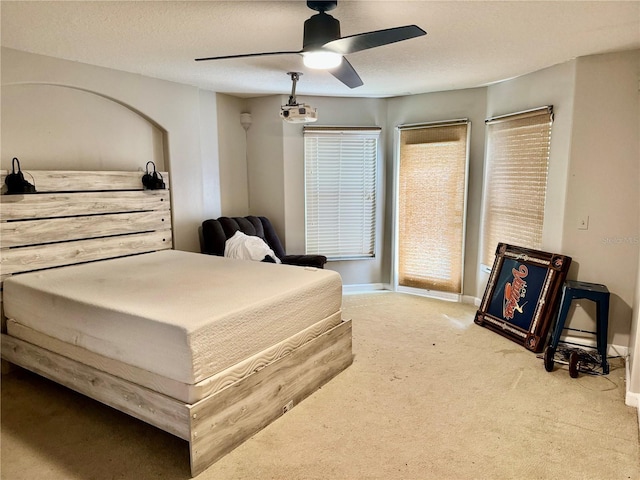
(282, 400, 294, 414)
(578, 216, 589, 230)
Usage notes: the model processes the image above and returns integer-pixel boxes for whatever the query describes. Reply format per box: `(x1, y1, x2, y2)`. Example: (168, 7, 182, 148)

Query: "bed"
(0, 170, 353, 477)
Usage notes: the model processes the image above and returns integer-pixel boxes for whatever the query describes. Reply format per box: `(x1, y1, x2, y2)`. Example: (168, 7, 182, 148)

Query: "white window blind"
(481, 107, 553, 266)
(397, 121, 469, 293)
(304, 127, 381, 260)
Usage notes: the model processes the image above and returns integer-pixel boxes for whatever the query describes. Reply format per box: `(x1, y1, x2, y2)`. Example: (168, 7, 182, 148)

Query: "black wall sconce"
(5, 157, 36, 195)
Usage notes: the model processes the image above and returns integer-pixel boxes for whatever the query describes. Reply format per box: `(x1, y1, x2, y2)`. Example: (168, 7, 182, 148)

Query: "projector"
(280, 103, 318, 123)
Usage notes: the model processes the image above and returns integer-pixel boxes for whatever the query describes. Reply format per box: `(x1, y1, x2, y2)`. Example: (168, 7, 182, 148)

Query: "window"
(481, 106, 553, 267)
(304, 126, 381, 260)
(396, 120, 470, 294)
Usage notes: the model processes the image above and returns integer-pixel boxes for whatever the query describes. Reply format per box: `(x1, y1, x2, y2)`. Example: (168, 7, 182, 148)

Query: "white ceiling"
(2, 1, 639, 98)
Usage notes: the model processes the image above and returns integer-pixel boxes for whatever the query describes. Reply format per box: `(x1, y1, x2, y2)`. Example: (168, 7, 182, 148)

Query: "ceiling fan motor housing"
(307, 1, 337, 13)
(303, 12, 341, 50)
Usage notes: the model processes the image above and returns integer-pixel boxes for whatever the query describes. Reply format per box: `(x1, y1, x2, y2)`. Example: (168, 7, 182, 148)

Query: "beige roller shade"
(397, 121, 469, 293)
(481, 107, 553, 266)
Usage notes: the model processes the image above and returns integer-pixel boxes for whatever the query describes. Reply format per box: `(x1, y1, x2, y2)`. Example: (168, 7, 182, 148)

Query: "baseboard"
(396, 286, 460, 302)
(560, 335, 629, 358)
(342, 283, 386, 295)
(345, 289, 481, 308)
(462, 295, 481, 307)
(626, 389, 640, 408)
(624, 360, 640, 432)
(625, 358, 640, 407)
(345, 285, 474, 303)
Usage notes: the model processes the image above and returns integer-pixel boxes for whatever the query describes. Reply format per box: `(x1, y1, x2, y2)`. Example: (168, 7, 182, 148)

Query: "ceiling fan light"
(303, 51, 342, 69)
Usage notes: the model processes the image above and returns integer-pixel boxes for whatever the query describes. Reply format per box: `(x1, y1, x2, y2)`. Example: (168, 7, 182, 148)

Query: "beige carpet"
(1, 292, 638, 479)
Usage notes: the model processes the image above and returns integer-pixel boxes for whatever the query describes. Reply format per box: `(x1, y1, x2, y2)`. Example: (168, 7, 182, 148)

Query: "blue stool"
(544, 280, 610, 376)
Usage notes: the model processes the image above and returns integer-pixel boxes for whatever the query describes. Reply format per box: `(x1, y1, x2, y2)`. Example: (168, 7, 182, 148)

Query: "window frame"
(303, 126, 382, 262)
(392, 119, 471, 298)
(479, 106, 554, 269)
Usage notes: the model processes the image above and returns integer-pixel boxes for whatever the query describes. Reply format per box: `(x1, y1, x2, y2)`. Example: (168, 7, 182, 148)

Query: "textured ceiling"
(2, 1, 639, 98)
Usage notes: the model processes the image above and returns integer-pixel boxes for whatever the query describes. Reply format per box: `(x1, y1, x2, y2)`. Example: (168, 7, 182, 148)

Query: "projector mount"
(280, 72, 318, 123)
(286, 71, 301, 106)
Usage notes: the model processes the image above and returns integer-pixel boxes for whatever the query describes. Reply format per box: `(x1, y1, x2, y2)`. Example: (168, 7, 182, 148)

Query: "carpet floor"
(1, 292, 638, 479)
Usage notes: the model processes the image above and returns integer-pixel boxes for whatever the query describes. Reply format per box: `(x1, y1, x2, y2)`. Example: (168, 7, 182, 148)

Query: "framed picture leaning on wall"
(475, 243, 571, 353)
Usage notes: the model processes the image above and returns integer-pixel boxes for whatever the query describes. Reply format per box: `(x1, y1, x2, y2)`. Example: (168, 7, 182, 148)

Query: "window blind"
(304, 127, 381, 260)
(397, 121, 469, 293)
(481, 107, 553, 266)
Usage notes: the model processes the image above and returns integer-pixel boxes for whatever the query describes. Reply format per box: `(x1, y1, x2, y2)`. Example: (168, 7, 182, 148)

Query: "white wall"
(199, 89, 222, 223)
(561, 51, 639, 350)
(215, 93, 249, 216)
(2, 83, 166, 170)
(631, 54, 640, 401)
(245, 95, 287, 235)
(1, 47, 220, 253)
(631, 254, 640, 403)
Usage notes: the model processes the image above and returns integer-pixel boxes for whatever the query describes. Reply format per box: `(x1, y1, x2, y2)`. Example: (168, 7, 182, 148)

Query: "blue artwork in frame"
(475, 243, 571, 352)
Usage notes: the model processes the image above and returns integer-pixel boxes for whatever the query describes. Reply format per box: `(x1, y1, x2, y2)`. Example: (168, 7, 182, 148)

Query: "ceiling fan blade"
(195, 50, 302, 62)
(323, 25, 426, 55)
(329, 57, 363, 89)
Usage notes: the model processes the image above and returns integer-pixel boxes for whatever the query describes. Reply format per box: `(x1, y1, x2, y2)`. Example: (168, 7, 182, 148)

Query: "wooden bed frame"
(0, 170, 353, 477)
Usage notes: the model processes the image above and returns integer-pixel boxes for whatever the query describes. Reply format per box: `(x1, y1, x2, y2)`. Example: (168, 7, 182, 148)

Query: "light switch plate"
(578, 215, 589, 230)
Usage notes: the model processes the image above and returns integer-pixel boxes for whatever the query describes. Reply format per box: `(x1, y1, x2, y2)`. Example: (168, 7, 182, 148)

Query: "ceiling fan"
(195, 1, 426, 89)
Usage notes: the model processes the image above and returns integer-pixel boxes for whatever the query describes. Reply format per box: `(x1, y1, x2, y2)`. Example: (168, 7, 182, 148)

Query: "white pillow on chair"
(224, 231, 281, 263)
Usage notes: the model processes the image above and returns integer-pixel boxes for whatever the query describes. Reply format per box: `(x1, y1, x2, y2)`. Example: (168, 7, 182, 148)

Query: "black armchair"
(201, 216, 327, 269)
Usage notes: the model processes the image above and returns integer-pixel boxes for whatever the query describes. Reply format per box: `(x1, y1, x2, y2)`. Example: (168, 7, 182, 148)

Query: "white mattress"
(3, 250, 343, 387)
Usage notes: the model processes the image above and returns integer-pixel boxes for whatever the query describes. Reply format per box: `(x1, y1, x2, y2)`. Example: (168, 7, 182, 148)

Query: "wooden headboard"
(0, 170, 172, 291)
